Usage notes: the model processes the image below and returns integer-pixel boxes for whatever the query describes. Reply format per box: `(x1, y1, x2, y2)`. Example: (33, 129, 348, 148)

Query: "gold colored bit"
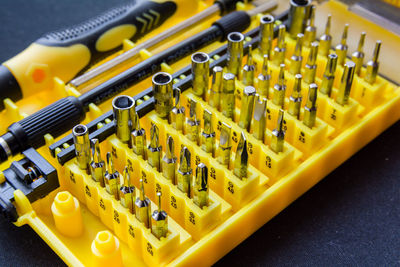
(304, 41, 319, 84)
(170, 88, 185, 132)
(209, 66, 223, 110)
(365, 40, 382, 85)
(272, 64, 286, 108)
(104, 152, 120, 200)
(193, 163, 209, 209)
(119, 166, 135, 214)
(191, 52, 210, 99)
(131, 111, 147, 159)
(147, 124, 162, 171)
(257, 55, 271, 98)
(251, 95, 267, 141)
(303, 5, 316, 47)
(319, 15, 332, 57)
(233, 132, 249, 179)
(135, 179, 151, 228)
(336, 61, 356, 106)
(186, 99, 200, 144)
(90, 139, 105, 187)
(351, 32, 366, 76)
(288, 74, 303, 119)
(273, 24, 287, 66)
(303, 83, 318, 128)
(259, 14, 275, 58)
(201, 109, 216, 156)
(162, 135, 177, 184)
(227, 32, 244, 77)
(151, 192, 168, 239)
(270, 109, 285, 154)
(335, 24, 349, 66)
(320, 54, 338, 97)
(72, 124, 91, 171)
(289, 33, 304, 75)
(239, 86, 256, 131)
(218, 122, 232, 167)
(177, 147, 192, 197)
(242, 45, 256, 86)
(221, 73, 236, 120)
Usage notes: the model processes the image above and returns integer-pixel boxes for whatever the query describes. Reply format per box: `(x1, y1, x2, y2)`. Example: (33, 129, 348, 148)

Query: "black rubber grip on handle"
(35, 1, 176, 67)
(6, 96, 84, 152)
(215, 0, 253, 15)
(212, 10, 250, 39)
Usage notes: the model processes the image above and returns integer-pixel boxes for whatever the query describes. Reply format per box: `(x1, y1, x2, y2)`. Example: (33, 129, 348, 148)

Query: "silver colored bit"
(221, 73, 236, 120)
(365, 40, 382, 85)
(176, 147, 192, 197)
(218, 122, 232, 167)
(153, 72, 173, 119)
(72, 124, 91, 171)
(162, 136, 177, 184)
(170, 88, 185, 132)
(193, 163, 209, 208)
(233, 132, 249, 179)
(151, 192, 168, 239)
(257, 55, 271, 98)
(90, 139, 105, 187)
(336, 61, 356, 106)
(227, 32, 244, 77)
(135, 179, 151, 228)
(201, 109, 216, 156)
(209, 66, 223, 110)
(191, 52, 210, 99)
(270, 109, 285, 154)
(288, 74, 303, 119)
(147, 124, 162, 171)
(303, 83, 318, 128)
(273, 25, 287, 66)
(272, 64, 286, 108)
(131, 111, 147, 159)
(186, 99, 200, 144)
(112, 95, 135, 143)
(238, 86, 256, 131)
(289, 33, 304, 75)
(242, 45, 256, 86)
(119, 166, 135, 214)
(351, 32, 366, 76)
(335, 24, 349, 66)
(304, 41, 319, 84)
(251, 95, 267, 141)
(259, 14, 275, 58)
(288, 0, 312, 38)
(104, 152, 120, 200)
(319, 15, 332, 57)
(303, 5, 316, 47)
(320, 54, 338, 97)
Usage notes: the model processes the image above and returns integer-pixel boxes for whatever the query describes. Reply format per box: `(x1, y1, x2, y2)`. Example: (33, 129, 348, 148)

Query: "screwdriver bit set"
(0, 0, 399, 266)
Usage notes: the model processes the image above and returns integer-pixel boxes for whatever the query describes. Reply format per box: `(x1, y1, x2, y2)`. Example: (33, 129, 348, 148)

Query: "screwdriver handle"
(0, 0, 178, 110)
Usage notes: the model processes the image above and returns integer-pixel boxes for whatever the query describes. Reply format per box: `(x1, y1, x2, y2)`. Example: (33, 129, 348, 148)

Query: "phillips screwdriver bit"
(303, 5, 316, 48)
(170, 88, 185, 132)
(251, 95, 267, 142)
(209, 66, 223, 111)
(303, 83, 318, 128)
(270, 109, 285, 154)
(104, 152, 120, 200)
(147, 124, 162, 172)
(365, 40, 382, 85)
(259, 14, 275, 59)
(320, 54, 338, 97)
(135, 179, 151, 228)
(221, 73, 236, 120)
(131, 111, 147, 159)
(304, 41, 319, 84)
(218, 122, 232, 167)
(336, 61, 356, 106)
(153, 72, 173, 119)
(351, 32, 366, 76)
(192, 52, 210, 99)
(177, 147, 192, 197)
(319, 15, 332, 57)
(227, 32, 244, 78)
(242, 45, 256, 86)
(289, 33, 304, 75)
(233, 132, 249, 180)
(119, 167, 135, 214)
(193, 163, 209, 209)
(335, 24, 349, 66)
(288, 74, 303, 119)
(272, 64, 287, 108)
(273, 24, 287, 66)
(90, 139, 105, 187)
(162, 136, 177, 184)
(186, 99, 201, 145)
(201, 109, 216, 157)
(239, 86, 256, 131)
(257, 55, 271, 98)
(72, 124, 91, 171)
(151, 192, 168, 239)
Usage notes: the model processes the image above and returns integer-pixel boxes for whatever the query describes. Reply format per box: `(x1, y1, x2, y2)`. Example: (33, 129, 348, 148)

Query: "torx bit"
(304, 41, 319, 84)
(335, 24, 349, 66)
(119, 166, 135, 214)
(153, 72, 173, 119)
(162, 135, 177, 184)
(303, 5, 316, 47)
(209, 66, 223, 110)
(259, 14, 275, 59)
(288, 0, 312, 38)
(221, 73, 236, 120)
(273, 25, 287, 66)
(170, 88, 185, 132)
(270, 109, 285, 154)
(177, 147, 192, 197)
(289, 33, 304, 75)
(242, 45, 256, 86)
(201, 109, 216, 156)
(227, 32, 244, 77)
(151, 192, 168, 239)
(218, 122, 232, 167)
(239, 86, 256, 131)
(319, 15, 332, 57)
(257, 55, 271, 98)
(351, 32, 366, 76)
(191, 52, 210, 99)
(233, 132, 249, 179)
(104, 152, 120, 200)
(336, 61, 356, 106)
(147, 124, 162, 172)
(186, 99, 200, 144)
(112, 95, 135, 143)
(320, 54, 338, 97)
(365, 40, 382, 85)
(135, 179, 151, 228)
(272, 64, 287, 108)
(72, 124, 91, 171)
(251, 95, 267, 141)
(288, 74, 303, 119)
(303, 83, 318, 128)
(131, 111, 147, 159)
(193, 163, 209, 209)
(90, 139, 105, 187)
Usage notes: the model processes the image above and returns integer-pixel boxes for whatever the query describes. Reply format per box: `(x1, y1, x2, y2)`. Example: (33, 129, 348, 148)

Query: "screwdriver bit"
(320, 54, 338, 97)
(351, 32, 366, 76)
(104, 152, 120, 200)
(336, 61, 356, 106)
(209, 66, 223, 111)
(186, 99, 200, 145)
(227, 32, 244, 77)
(259, 14, 275, 59)
(218, 122, 232, 167)
(273, 25, 287, 66)
(119, 166, 135, 214)
(289, 33, 304, 75)
(233, 132, 249, 179)
(191, 52, 210, 99)
(304, 41, 319, 84)
(201, 109, 216, 156)
(257, 55, 271, 98)
(303, 5, 316, 47)
(272, 64, 286, 108)
(288, 74, 303, 119)
(162, 135, 177, 184)
(319, 14, 332, 57)
(90, 139, 105, 187)
(151, 192, 168, 239)
(72, 124, 91, 171)
(365, 40, 382, 85)
(239, 86, 256, 131)
(131, 111, 147, 159)
(177, 147, 192, 197)
(270, 109, 285, 154)
(147, 124, 162, 172)
(335, 24, 349, 66)
(242, 45, 255, 86)
(170, 88, 185, 132)
(251, 95, 267, 142)
(303, 83, 318, 128)
(193, 163, 209, 209)
(221, 73, 236, 120)
(135, 179, 151, 228)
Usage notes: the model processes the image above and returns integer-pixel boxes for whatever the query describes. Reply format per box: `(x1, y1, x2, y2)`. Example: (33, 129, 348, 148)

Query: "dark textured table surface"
(0, 1, 399, 266)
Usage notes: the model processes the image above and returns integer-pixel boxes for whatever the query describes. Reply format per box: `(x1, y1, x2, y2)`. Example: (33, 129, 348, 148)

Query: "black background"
(0, 0, 399, 266)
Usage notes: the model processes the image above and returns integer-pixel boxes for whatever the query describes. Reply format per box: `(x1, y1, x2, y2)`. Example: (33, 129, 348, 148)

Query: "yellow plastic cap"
(91, 231, 123, 267)
(51, 191, 83, 237)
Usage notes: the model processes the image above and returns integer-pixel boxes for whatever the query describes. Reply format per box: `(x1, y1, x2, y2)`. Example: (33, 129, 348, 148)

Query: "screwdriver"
(0, 1, 279, 163)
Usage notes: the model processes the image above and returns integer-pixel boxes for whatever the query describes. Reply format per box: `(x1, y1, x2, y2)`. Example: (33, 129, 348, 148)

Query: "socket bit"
(112, 95, 135, 143)
(153, 72, 173, 119)
(288, 0, 312, 38)
(72, 124, 91, 171)
(259, 14, 275, 58)
(191, 52, 210, 99)
(227, 32, 244, 77)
